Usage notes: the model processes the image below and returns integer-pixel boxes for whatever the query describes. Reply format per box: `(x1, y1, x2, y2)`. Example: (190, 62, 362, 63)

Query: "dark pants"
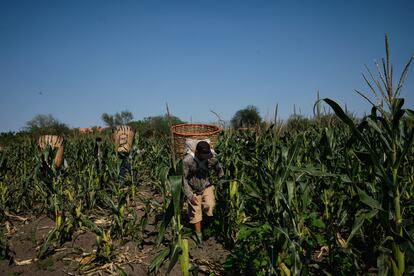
(119, 154, 131, 178)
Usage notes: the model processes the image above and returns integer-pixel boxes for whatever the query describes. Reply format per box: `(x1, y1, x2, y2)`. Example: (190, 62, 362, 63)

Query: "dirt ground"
(0, 188, 230, 275)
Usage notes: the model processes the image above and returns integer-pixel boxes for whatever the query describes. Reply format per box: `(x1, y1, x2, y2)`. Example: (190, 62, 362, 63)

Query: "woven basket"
(171, 123, 221, 159)
(37, 135, 65, 168)
(113, 125, 135, 153)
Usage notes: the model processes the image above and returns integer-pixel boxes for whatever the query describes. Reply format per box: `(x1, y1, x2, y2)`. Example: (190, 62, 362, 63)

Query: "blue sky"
(1, 0, 413, 132)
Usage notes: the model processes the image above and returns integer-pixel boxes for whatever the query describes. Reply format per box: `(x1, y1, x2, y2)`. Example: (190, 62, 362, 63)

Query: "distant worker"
(94, 137, 103, 172)
(113, 125, 135, 179)
(183, 141, 224, 244)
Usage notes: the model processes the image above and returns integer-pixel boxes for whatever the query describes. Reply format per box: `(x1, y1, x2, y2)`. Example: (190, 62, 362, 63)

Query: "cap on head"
(195, 141, 213, 160)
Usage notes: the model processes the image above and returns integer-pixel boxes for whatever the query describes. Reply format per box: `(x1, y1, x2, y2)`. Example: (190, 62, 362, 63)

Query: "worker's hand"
(190, 195, 200, 206)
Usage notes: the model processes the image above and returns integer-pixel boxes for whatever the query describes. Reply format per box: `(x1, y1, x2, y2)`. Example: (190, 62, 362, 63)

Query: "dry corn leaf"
(94, 218, 111, 225)
(82, 263, 113, 274)
(4, 211, 29, 222)
(14, 258, 37, 265)
(317, 245, 329, 259)
(5, 221, 16, 235)
(336, 233, 348, 249)
(279, 262, 291, 276)
(80, 254, 96, 265)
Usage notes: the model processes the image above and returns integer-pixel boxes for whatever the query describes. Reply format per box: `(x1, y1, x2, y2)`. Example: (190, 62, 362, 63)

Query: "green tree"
(231, 105, 262, 129)
(129, 115, 184, 138)
(101, 110, 134, 128)
(24, 114, 69, 135)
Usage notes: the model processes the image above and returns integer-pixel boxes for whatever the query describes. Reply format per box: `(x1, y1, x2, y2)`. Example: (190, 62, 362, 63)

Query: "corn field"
(1, 36, 413, 275)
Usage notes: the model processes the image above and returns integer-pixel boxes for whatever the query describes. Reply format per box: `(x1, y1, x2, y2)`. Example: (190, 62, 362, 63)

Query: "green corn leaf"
(158, 166, 169, 195)
(312, 218, 326, 229)
(80, 216, 103, 236)
(286, 181, 295, 206)
(38, 229, 56, 259)
(300, 182, 311, 208)
(406, 109, 414, 121)
(390, 258, 399, 276)
(116, 266, 128, 276)
(170, 175, 183, 218)
(167, 242, 182, 274)
(378, 236, 394, 254)
(396, 125, 414, 173)
(357, 187, 383, 211)
(156, 200, 174, 245)
(395, 56, 413, 96)
(377, 253, 390, 276)
(375, 115, 392, 136)
(278, 135, 303, 206)
(229, 180, 238, 200)
(279, 193, 296, 231)
(366, 118, 391, 151)
(323, 98, 357, 128)
(139, 215, 148, 234)
(243, 179, 262, 201)
(370, 105, 378, 118)
(274, 226, 292, 242)
(149, 247, 170, 273)
(289, 165, 338, 177)
(391, 98, 404, 123)
(402, 226, 414, 250)
(324, 98, 388, 180)
(347, 209, 378, 243)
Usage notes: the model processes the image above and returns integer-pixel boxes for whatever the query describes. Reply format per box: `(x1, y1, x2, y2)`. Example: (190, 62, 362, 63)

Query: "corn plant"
(323, 34, 414, 275)
(150, 174, 189, 275)
(214, 130, 255, 246)
(37, 176, 81, 258)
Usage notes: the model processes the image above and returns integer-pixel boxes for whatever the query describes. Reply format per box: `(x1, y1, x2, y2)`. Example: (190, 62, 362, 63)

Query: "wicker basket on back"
(171, 123, 221, 159)
(37, 135, 65, 168)
(113, 125, 135, 154)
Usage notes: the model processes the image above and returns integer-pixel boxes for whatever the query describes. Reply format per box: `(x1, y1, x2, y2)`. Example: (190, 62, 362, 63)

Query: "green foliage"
(285, 114, 312, 132)
(224, 224, 272, 275)
(231, 105, 262, 129)
(284, 113, 354, 133)
(0, 131, 31, 148)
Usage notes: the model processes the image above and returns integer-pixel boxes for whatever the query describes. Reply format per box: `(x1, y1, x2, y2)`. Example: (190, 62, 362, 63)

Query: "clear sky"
(1, 0, 413, 132)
